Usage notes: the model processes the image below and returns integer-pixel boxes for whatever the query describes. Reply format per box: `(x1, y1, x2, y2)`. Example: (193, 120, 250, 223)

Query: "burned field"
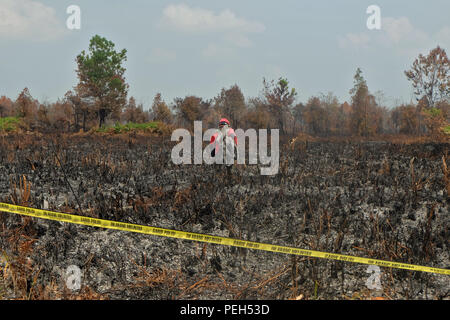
(0, 134, 449, 300)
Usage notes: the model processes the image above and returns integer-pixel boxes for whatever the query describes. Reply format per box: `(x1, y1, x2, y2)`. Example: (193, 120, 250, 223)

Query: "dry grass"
(442, 155, 450, 196)
(10, 175, 31, 207)
(1, 174, 107, 300)
(1, 133, 447, 300)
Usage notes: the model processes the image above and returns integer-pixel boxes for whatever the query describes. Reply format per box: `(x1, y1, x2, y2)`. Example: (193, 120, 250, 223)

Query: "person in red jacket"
(210, 118, 238, 166)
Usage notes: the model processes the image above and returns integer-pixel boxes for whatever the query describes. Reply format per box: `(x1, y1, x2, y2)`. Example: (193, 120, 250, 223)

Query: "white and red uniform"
(210, 127, 238, 153)
(210, 118, 238, 165)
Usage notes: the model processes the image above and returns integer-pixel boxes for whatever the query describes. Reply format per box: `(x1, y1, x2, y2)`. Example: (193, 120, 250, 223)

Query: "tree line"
(0, 35, 448, 138)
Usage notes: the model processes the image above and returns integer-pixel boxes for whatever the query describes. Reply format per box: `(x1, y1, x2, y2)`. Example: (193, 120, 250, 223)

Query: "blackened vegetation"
(0, 134, 448, 299)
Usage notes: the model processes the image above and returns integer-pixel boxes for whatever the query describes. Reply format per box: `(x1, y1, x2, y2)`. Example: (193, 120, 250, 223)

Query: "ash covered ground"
(0, 134, 449, 300)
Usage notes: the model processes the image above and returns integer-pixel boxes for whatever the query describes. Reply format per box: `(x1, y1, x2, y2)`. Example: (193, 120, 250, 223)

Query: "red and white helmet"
(219, 118, 230, 127)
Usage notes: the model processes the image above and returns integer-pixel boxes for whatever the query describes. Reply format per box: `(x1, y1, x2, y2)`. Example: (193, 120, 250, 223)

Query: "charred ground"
(0, 133, 448, 299)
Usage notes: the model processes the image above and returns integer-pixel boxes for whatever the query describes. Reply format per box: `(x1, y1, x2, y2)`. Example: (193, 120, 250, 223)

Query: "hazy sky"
(0, 0, 449, 108)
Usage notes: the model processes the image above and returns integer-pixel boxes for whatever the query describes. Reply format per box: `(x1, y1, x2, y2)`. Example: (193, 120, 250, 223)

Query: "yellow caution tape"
(1, 202, 449, 275)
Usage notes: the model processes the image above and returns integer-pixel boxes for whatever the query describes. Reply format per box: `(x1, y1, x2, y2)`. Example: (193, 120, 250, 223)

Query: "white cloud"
(337, 16, 449, 57)
(380, 17, 449, 57)
(337, 17, 425, 50)
(160, 4, 265, 58)
(160, 3, 265, 34)
(381, 17, 428, 45)
(0, 0, 67, 41)
(382, 17, 414, 43)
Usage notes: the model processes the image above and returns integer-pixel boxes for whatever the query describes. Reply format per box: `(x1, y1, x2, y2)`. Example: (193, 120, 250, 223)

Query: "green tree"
(76, 35, 129, 127)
